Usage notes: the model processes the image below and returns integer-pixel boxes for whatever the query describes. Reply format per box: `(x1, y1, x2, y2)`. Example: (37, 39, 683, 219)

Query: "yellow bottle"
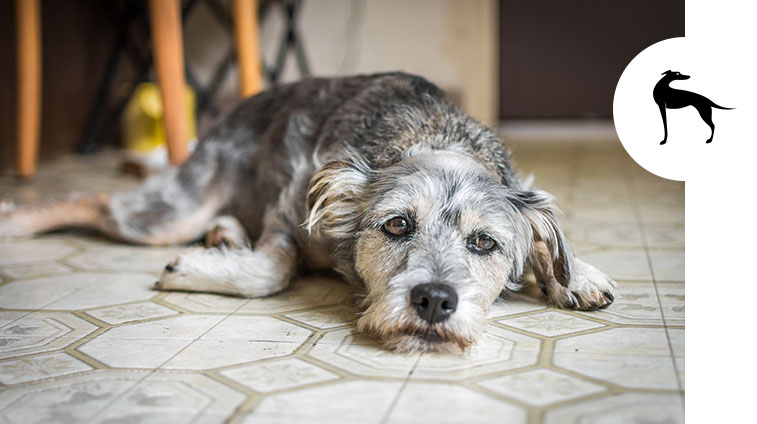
(122, 82, 196, 154)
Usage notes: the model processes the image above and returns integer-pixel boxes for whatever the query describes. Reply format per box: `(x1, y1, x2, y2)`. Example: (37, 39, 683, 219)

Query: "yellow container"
(122, 83, 196, 152)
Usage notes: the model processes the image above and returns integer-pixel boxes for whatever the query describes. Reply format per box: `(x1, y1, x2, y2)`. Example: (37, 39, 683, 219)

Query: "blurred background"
(0, 0, 683, 174)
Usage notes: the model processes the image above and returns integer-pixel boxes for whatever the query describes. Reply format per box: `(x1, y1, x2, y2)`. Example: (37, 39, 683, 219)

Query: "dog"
(0, 73, 616, 353)
(654, 70, 732, 144)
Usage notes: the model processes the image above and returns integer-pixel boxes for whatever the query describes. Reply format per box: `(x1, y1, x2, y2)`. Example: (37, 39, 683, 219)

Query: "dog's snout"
(411, 283, 458, 324)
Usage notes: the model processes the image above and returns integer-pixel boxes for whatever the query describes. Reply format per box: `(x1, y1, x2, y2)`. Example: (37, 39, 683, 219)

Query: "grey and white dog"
(0, 73, 616, 353)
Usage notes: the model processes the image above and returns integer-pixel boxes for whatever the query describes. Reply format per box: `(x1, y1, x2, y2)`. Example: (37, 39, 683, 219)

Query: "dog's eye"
(383, 217, 411, 237)
(468, 234, 497, 254)
(475, 235, 496, 250)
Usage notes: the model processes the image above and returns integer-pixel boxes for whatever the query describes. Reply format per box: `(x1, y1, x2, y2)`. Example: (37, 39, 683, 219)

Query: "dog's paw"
(547, 259, 617, 311)
(567, 259, 617, 311)
(155, 247, 207, 292)
(204, 216, 248, 249)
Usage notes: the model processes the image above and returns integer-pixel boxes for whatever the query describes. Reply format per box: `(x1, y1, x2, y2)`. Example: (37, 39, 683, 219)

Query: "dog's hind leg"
(204, 215, 249, 248)
(697, 106, 715, 143)
(0, 142, 232, 245)
(0, 193, 112, 238)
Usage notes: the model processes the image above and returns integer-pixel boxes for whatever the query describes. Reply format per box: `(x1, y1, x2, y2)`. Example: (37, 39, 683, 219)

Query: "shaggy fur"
(0, 72, 616, 353)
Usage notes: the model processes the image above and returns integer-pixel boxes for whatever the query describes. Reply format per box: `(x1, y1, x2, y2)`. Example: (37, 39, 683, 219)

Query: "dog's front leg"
(658, 103, 669, 145)
(156, 213, 298, 298)
(530, 241, 616, 311)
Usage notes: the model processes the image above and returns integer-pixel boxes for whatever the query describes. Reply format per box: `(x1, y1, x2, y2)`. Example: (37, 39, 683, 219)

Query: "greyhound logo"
(653, 70, 733, 145)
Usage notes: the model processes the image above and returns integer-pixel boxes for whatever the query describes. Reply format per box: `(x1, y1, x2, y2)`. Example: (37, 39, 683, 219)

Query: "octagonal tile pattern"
(543, 392, 684, 424)
(475, 368, 606, 406)
(0, 143, 684, 422)
(220, 358, 339, 392)
(498, 310, 605, 337)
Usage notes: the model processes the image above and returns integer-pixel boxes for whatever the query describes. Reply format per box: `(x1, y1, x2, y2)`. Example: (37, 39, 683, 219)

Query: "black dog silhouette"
(653, 70, 732, 144)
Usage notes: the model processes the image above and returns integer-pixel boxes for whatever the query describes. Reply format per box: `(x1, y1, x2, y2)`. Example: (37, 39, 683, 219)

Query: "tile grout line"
(84, 297, 255, 423)
(623, 160, 685, 397)
(0, 271, 107, 340)
(378, 354, 422, 424)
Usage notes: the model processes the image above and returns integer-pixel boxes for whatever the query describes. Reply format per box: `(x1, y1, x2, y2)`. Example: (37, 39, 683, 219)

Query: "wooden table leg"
(148, 0, 189, 166)
(232, 0, 264, 98)
(15, 0, 42, 179)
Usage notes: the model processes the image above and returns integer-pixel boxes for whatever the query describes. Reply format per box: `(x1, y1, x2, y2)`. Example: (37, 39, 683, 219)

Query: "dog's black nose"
(411, 283, 458, 324)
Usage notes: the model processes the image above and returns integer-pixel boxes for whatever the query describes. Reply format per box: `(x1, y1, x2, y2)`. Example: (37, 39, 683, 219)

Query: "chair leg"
(232, 0, 263, 98)
(15, 0, 42, 179)
(148, 0, 189, 166)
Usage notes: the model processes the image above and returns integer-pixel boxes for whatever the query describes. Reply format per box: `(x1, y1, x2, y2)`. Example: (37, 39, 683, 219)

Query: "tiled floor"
(0, 139, 684, 423)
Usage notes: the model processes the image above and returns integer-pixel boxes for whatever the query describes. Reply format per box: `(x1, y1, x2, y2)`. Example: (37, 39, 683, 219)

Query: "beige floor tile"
(637, 204, 685, 226)
(66, 245, 183, 273)
(0, 352, 92, 385)
(498, 310, 606, 337)
(164, 339, 305, 370)
(486, 295, 547, 318)
(565, 222, 645, 249)
(199, 315, 312, 342)
(553, 327, 672, 357)
(0, 272, 103, 310)
(88, 314, 225, 340)
(649, 250, 685, 281)
(386, 382, 526, 423)
(0, 370, 147, 423)
(237, 277, 351, 314)
(668, 328, 684, 357)
(675, 356, 685, 389)
(306, 328, 420, 378)
(0, 311, 97, 360)
(160, 316, 314, 370)
(161, 291, 250, 314)
(221, 358, 339, 392)
(543, 392, 683, 424)
(412, 326, 541, 380)
(246, 380, 403, 424)
(284, 305, 360, 329)
(0, 271, 158, 312)
(0, 261, 74, 280)
(565, 207, 638, 227)
(658, 282, 685, 325)
(643, 224, 685, 249)
(78, 337, 193, 368)
(476, 368, 606, 406)
(0, 238, 79, 267)
(93, 372, 246, 423)
(45, 272, 159, 310)
(553, 352, 679, 390)
(85, 301, 180, 325)
(578, 249, 654, 281)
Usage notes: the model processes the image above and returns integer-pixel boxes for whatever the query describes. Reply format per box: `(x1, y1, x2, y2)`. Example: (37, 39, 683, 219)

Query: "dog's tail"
(711, 101, 734, 110)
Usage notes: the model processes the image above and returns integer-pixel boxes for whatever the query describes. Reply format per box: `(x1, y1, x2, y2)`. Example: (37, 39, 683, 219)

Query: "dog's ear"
(305, 156, 373, 239)
(509, 189, 575, 286)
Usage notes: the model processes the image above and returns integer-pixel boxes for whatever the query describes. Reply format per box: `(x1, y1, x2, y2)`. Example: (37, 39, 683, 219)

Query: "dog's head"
(306, 148, 572, 353)
(662, 70, 690, 80)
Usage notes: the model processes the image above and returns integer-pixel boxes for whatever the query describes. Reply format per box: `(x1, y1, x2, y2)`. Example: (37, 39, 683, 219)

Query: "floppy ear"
(509, 189, 575, 286)
(305, 156, 372, 239)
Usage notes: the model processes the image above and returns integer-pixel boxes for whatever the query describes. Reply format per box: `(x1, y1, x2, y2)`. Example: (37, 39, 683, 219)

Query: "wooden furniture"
(15, 0, 42, 178)
(147, 0, 190, 166)
(232, 0, 264, 98)
(16, 0, 267, 174)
